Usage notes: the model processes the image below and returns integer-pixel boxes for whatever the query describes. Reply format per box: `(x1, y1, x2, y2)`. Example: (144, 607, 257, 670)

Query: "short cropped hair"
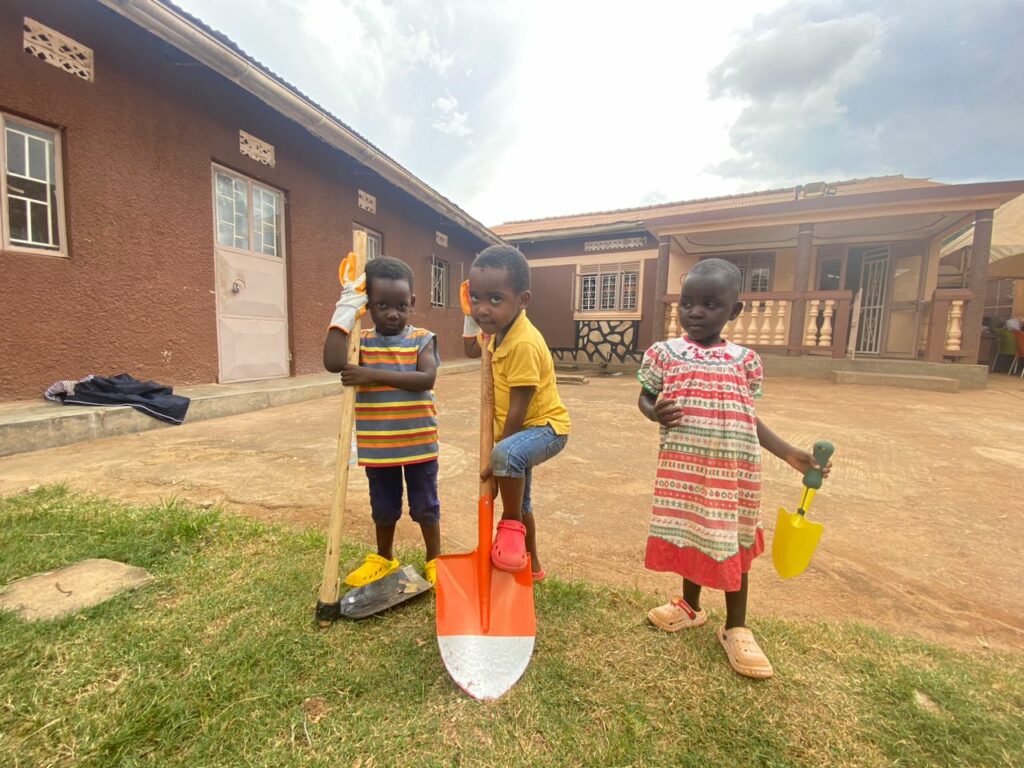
(686, 258, 742, 295)
(472, 244, 530, 293)
(365, 256, 414, 297)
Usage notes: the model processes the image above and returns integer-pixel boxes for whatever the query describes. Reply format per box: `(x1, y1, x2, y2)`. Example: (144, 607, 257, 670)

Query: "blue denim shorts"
(365, 459, 440, 526)
(490, 425, 568, 514)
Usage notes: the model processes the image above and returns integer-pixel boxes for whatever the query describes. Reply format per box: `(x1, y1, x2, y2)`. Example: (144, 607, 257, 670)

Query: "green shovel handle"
(802, 440, 834, 490)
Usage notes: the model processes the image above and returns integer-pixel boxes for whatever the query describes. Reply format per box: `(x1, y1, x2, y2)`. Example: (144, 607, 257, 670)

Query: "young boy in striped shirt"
(324, 255, 442, 586)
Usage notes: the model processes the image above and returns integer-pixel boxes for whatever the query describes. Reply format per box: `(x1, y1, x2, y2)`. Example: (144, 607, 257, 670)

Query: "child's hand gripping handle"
(328, 252, 367, 334)
(798, 440, 834, 515)
(460, 279, 481, 338)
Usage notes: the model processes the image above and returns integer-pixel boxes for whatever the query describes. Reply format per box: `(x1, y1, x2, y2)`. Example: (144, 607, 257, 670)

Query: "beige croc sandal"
(717, 626, 774, 679)
(648, 597, 708, 632)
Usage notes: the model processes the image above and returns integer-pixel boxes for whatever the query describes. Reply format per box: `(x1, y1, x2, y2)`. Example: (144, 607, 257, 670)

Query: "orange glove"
(329, 252, 367, 333)
(460, 279, 481, 338)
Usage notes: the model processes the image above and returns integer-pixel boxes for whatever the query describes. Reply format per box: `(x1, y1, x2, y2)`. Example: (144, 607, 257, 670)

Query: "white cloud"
(169, 0, 1024, 226)
(431, 93, 472, 137)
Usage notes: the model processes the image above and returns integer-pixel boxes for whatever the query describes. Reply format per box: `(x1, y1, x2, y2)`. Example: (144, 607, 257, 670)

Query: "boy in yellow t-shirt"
(461, 245, 570, 581)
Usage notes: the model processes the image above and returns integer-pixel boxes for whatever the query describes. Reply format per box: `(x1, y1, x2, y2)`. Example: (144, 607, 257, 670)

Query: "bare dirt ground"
(1, 373, 1021, 653)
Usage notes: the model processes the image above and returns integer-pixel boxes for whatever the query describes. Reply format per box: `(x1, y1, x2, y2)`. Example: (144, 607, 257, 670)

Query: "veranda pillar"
(653, 235, 671, 341)
(787, 223, 814, 354)
(961, 209, 994, 363)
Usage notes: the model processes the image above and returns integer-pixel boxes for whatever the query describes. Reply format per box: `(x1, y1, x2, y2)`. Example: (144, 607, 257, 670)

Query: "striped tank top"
(355, 326, 439, 467)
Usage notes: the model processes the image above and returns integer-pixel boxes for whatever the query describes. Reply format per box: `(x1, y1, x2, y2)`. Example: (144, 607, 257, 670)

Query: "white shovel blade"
(437, 634, 535, 701)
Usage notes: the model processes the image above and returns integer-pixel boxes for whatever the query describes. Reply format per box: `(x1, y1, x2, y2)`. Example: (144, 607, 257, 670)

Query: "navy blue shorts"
(365, 459, 440, 526)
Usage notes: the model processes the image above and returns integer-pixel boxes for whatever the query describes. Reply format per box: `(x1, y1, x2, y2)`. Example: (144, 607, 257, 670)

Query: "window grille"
(431, 256, 449, 308)
(577, 262, 640, 312)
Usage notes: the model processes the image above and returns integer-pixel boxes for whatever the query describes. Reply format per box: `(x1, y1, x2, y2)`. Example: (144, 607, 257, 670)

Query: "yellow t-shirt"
(488, 311, 571, 437)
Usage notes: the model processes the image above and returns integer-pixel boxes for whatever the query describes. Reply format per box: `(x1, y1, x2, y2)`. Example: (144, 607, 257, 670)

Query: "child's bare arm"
(638, 388, 682, 427)
(340, 339, 438, 392)
(323, 328, 350, 372)
(500, 386, 535, 440)
(463, 336, 481, 358)
(756, 418, 832, 477)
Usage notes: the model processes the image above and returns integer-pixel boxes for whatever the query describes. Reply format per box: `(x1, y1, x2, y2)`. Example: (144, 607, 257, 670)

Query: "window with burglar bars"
(577, 262, 640, 312)
(431, 256, 449, 307)
(1, 114, 66, 254)
(214, 167, 285, 258)
(708, 252, 774, 292)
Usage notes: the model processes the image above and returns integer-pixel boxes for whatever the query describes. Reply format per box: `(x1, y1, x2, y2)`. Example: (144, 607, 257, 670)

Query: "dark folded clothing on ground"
(46, 373, 190, 425)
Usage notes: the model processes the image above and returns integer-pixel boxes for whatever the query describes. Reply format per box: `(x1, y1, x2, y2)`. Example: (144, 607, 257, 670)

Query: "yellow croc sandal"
(344, 553, 399, 588)
(424, 558, 437, 587)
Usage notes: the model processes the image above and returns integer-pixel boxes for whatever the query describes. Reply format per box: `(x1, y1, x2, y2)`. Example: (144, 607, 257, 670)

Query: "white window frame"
(353, 224, 382, 261)
(1, 113, 68, 257)
(212, 165, 286, 260)
(430, 255, 449, 308)
(575, 261, 642, 318)
(711, 252, 774, 293)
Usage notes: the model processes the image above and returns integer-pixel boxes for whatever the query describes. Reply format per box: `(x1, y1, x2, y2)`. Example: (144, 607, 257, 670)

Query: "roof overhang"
(645, 181, 1024, 237)
(499, 221, 646, 243)
(98, 0, 502, 246)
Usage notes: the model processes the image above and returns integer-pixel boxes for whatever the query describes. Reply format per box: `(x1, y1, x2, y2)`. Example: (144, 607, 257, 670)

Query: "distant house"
(492, 176, 1024, 373)
(0, 0, 500, 401)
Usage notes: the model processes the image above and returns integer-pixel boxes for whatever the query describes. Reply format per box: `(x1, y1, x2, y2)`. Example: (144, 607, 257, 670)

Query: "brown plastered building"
(0, 0, 499, 401)
(494, 176, 1024, 376)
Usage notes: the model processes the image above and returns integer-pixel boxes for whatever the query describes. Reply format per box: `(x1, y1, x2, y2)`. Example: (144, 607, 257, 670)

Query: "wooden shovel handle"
(479, 335, 495, 494)
(317, 230, 368, 622)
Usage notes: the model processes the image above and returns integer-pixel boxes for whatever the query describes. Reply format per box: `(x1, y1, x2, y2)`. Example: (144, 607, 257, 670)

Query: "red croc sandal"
(491, 519, 527, 572)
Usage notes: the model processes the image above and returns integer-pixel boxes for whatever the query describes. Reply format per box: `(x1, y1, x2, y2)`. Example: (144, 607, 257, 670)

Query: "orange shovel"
(435, 336, 536, 700)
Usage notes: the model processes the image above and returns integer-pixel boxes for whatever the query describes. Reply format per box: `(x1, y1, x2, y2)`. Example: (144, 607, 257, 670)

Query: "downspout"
(97, 0, 502, 246)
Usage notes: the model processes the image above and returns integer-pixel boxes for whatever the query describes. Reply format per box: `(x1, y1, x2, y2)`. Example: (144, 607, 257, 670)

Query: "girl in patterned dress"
(637, 259, 830, 679)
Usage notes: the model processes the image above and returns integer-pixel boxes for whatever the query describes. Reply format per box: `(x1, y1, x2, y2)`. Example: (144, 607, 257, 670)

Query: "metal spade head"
(338, 565, 432, 620)
(435, 545, 535, 701)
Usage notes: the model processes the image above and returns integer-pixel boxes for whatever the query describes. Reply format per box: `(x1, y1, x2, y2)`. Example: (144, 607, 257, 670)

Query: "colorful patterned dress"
(637, 336, 764, 591)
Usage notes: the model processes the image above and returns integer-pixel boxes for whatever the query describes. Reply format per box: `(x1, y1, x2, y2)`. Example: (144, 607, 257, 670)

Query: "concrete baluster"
(945, 300, 964, 352)
(759, 301, 773, 345)
(666, 302, 680, 340)
(820, 300, 835, 347)
(804, 300, 821, 346)
(774, 300, 787, 345)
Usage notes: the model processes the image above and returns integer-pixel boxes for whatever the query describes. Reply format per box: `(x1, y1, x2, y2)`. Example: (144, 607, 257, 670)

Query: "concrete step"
(829, 371, 959, 392)
(0, 361, 480, 459)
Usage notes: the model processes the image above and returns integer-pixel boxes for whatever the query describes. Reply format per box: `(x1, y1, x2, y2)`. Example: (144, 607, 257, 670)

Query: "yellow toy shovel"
(772, 440, 834, 579)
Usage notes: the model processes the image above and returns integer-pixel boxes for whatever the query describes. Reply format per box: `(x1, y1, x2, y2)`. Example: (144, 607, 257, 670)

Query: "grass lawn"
(1, 487, 1021, 767)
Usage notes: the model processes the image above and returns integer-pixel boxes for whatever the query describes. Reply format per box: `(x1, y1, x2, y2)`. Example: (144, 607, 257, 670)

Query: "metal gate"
(856, 247, 890, 354)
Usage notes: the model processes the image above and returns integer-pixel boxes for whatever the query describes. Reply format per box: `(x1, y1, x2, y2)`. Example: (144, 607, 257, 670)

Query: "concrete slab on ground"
(0, 558, 154, 621)
(1, 372, 1022, 653)
(0, 362, 480, 459)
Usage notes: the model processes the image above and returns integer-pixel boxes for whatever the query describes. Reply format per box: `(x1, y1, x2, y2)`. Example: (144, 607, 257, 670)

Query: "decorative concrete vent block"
(358, 189, 376, 214)
(24, 18, 94, 82)
(584, 237, 647, 252)
(239, 130, 275, 167)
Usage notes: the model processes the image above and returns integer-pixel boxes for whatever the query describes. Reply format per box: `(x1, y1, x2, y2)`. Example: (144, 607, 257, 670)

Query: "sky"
(174, 0, 1024, 226)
